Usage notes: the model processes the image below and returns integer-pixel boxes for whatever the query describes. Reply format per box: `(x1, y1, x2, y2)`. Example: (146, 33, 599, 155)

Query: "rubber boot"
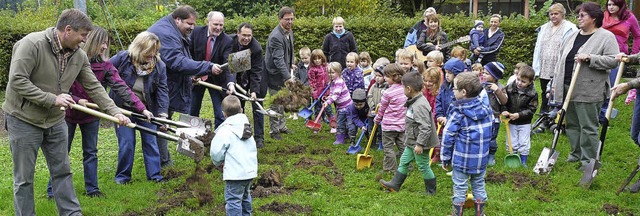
(629, 179, 640, 193)
(424, 178, 437, 195)
(474, 198, 485, 216)
(350, 137, 356, 146)
(487, 154, 496, 166)
(333, 134, 345, 145)
(452, 201, 464, 216)
(520, 155, 528, 168)
(379, 171, 407, 192)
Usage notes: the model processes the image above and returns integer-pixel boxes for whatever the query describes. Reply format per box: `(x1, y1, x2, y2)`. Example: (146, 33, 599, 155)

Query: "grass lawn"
(1, 82, 640, 215)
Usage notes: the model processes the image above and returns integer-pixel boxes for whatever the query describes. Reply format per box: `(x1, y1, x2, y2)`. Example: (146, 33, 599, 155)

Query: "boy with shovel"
(380, 71, 438, 194)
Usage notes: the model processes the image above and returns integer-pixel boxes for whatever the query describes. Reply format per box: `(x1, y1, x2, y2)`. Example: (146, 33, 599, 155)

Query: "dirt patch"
(485, 170, 507, 184)
(311, 148, 332, 155)
(602, 203, 635, 215)
(259, 201, 312, 215)
(511, 172, 552, 192)
(279, 145, 306, 154)
(257, 170, 283, 187)
(294, 157, 334, 169)
(161, 168, 186, 181)
(252, 186, 291, 198)
(323, 169, 344, 186)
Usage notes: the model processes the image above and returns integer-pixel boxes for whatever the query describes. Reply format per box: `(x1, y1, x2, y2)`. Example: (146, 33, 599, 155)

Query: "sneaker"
(446, 171, 453, 176)
(256, 139, 264, 148)
(270, 133, 282, 140)
(487, 154, 496, 166)
(161, 160, 174, 168)
(533, 127, 545, 134)
(86, 191, 104, 198)
(330, 128, 337, 134)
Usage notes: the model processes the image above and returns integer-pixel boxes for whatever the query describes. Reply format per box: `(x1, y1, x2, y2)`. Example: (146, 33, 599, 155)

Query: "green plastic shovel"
(502, 117, 522, 168)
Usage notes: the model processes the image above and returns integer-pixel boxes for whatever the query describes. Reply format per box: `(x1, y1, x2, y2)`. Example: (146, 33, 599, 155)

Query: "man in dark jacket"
(474, 14, 505, 65)
(263, 6, 295, 140)
(147, 5, 218, 167)
(189, 11, 234, 128)
(230, 22, 266, 148)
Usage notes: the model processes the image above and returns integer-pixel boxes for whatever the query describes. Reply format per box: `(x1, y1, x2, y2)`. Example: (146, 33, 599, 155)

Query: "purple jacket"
(341, 67, 364, 95)
(347, 102, 370, 128)
(66, 61, 145, 124)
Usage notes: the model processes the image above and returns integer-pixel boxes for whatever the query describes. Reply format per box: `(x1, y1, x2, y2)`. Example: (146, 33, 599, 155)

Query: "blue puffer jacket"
(403, 20, 427, 48)
(440, 96, 493, 174)
(109, 51, 169, 117)
(147, 15, 211, 113)
(435, 81, 455, 119)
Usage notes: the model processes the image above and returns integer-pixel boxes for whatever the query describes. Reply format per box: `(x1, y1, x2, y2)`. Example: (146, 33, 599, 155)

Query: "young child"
(374, 64, 407, 174)
(501, 64, 538, 167)
(397, 49, 417, 73)
(324, 62, 356, 144)
(422, 67, 442, 163)
(469, 20, 485, 63)
(440, 72, 493, 216)
(360, 52, 374, 87)
(508, 62, 527, 86)
(343, 52, 365, 95)
(481, 62, 508, 166)
(349, 88, 370, 144)
(295, 47, 311, 86)
(210, 95, 258, 216)
(367, 65, 388, 150)
(425, 50, 444, 69)
(365, 57, 391, 91)
(450, 46, 471, 71)
(435, 58, 466, 127)
(394, 48, 403, 63)
(380, 71, 439, 194)
(308, 49, 336, 132)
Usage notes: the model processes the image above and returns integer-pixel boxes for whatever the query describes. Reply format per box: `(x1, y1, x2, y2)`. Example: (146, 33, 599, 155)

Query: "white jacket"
(210, 114, 258, 180)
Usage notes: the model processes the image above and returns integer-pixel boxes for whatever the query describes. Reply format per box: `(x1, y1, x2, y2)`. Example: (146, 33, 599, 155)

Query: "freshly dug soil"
(259, 201, 312, 215)
(485, 170, 507, 184)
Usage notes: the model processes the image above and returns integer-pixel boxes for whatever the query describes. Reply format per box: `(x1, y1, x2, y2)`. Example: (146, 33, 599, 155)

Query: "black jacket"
(503, 83, 538, 125)
(322, 30, 357, 69)
(229, 34, 264, 96)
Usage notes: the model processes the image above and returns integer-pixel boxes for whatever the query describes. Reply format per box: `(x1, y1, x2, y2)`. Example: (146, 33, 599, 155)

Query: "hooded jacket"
(440, 97, 493, 174)
(210, 114, 258, 181)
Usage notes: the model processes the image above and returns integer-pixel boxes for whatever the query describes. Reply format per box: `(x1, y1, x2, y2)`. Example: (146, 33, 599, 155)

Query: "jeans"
(507, 123, 531, 155)
(224, 179, 253, 216)
(313, 100, 334, 121)
(337, 108, 356, 138)
(6, 114, 82, 216)
(397, 146, 435, 179)
(190, 83, 226, 128)
(114, 118, 163, 183)
(240, 99, 264, 141)
(489, 121, 499, 155)
(48, 120, 101, 196)
(452, 169, 487, 204)
(632, 93, 640, 145)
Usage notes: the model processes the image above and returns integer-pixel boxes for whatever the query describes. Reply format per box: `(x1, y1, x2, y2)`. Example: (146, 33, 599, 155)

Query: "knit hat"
(483, 62, 505, 80)
(443, 58, 466, 75)
(352, 88, 367, 102)
(474, 20, 484, 28)
(374, 65, 386, 76)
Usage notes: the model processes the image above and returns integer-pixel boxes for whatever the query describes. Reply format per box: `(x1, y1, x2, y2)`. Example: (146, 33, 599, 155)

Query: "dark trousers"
(190, 83, 225, 128)
(539, 78, 551, 113)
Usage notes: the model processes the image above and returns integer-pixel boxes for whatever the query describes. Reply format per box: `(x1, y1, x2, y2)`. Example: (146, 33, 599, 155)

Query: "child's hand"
(361, 126, 367, 132)
(501, 111, 510, 117)
(322, 102, 328, 108)
(487, 83, 499, 91)
(509, 113, 520, 120)
(414, 145, 423, 154)
(437, 117, 447, 125)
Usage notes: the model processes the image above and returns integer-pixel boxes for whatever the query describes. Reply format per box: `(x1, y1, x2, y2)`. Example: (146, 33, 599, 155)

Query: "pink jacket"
(603, 12, 640, 54)
(308, 64, 329, 99)
(326, 77, 353, 110)
(374, 83, 407, 132)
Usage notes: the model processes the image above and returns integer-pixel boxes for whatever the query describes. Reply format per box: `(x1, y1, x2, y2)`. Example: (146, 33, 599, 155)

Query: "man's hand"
(501, 111, 510, 117)
(114, 113, 131, 126)
(361, 126, 367, 132)
(142, 110, 154, 120)
(615, 53, 627, 62)
(611, 83, 632, 99)
(227, 84, 236, 95)
(291, 64, 297, 71)
(251, 92, 257, 100)
(414, 145, 423, 154)
(55, 94, 75, 108)
(212, 64, 222, 75)
(78, 99, 88, 107)
(509, 113, 520, 120)
(474, 48, 481, 55)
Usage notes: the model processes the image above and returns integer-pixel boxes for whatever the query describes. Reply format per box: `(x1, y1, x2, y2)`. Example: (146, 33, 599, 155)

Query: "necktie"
(205, 36, 213, 61)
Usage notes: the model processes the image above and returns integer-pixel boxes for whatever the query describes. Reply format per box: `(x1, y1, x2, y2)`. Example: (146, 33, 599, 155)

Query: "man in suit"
(263, 6, 296, 140)
(147, 5, 218, 167)
(189, 11, 234, 128)
(230, 23, 265, 148)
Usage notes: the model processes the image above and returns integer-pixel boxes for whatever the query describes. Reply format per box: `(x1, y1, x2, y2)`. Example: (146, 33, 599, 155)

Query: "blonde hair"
(373, 57, 390, 68)
(515, 62, 528, 73)
(491, 14, 502, 22)
(82, 26, 110, 63)
(423, 7, 436, 17)
(332, 16, 345, 25)
(346, 52, 360, 65)
(397, 49, 414, 63)
(359, 52, 372, 65)
(128, 31, 161, 69)
(299, 47, 311, 56)
(423, 67, 441, 95)
(310, 49, 327, 66)
(450, 46, 468, 60)
(328, 62, 343, 76)
(426, 50, 444, 66)
(471, 63, 483, 72)
(548, 3, 566, 16)
(414, 58, 426, 74)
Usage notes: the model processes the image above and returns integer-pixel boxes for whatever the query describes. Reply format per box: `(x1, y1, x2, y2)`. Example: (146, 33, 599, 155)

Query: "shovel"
(64, 104, 205, 161)
(219, 49, 251, 73)
(579, 60, 626, 189)
(534, 63, 581, 175)
(616, 156, 640, 195)
(429, 123, 443, 165)
(347, 120, 369, 154)
(85, 103, 192, 128)
(357, 105, 380, 170)
(502, 117, 522, 168)
(298, 85, 331, 119)
(305, 104, 326, 132)
(196, 81, 282, 118)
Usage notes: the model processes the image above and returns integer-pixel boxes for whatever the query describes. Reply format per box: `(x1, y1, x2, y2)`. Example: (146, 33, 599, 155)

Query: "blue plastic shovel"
(347, 120, 369, 154)
(298, 85, 330, 119)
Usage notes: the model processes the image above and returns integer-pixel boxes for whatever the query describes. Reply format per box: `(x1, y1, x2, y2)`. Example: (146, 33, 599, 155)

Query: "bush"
(0, 6, 549, 89)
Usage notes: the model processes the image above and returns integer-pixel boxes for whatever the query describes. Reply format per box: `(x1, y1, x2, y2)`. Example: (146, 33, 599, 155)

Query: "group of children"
(210, 37, 540, 215)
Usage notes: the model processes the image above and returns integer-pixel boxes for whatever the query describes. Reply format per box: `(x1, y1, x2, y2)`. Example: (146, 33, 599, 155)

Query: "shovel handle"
(562, 63, 581, 111)
(86, 103, 190, 128)
(606, 61, 625, 119)
(362, 105, 381, 155)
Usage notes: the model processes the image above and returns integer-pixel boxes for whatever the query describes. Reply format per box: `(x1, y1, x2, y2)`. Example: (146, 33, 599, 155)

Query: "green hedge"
(0, 6, 549, 89)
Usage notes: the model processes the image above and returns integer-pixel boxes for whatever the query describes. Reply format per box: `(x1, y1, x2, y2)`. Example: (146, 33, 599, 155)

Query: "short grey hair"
(207, 11, 224, 20)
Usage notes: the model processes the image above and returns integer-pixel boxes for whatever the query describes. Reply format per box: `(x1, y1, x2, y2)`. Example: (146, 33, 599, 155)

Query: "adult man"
(230, 23, 265, 148)
(147, 5, 219, 167)
(263, 6, 295, 140)
(3, 9, 130, 215)
(189, 11, 234, 128)
(474, 14, 505, 65)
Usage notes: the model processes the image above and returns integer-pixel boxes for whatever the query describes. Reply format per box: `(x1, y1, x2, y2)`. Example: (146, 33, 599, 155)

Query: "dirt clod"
(323, 169, 344, 186)
(602, 203, 635, 216)
(485, 170, 507, 184)
(161, 168, 185, 181)
(259, 201, 312, 214)
(258, 170, 282, 187)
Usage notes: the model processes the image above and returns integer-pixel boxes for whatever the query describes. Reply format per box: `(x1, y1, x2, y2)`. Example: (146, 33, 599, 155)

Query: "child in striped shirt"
(374, 63, 408, 173)
(324, 62, 356, 145)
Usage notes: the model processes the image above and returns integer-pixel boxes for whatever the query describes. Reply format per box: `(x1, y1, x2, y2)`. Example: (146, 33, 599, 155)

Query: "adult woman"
(599, 0, 640, 122)
(46, 27, 149, 197)
(322, 16, 357, 68)
(416, 14, 449, 60)
(474, 14, 504, 65)
(552, 2, 617, 170)
(403, 7, 436, 48)
(532, 3, 577, 114)
(110, 31, 169, 184)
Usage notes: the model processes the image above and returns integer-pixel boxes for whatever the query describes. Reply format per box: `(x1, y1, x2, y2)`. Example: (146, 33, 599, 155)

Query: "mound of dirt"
(323, 169, 344, 186)
(280, 145, 306, 154)
(257, 170, 283, 187)
(485, 170, 507, 184)
(511, 172, 552, 192)
(602, 203, 635, 216)
(259, 201, 312, 214)
(311, 148, 332, 155)
(252, 186, 291, 198)
(294, 157, 334, 169)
